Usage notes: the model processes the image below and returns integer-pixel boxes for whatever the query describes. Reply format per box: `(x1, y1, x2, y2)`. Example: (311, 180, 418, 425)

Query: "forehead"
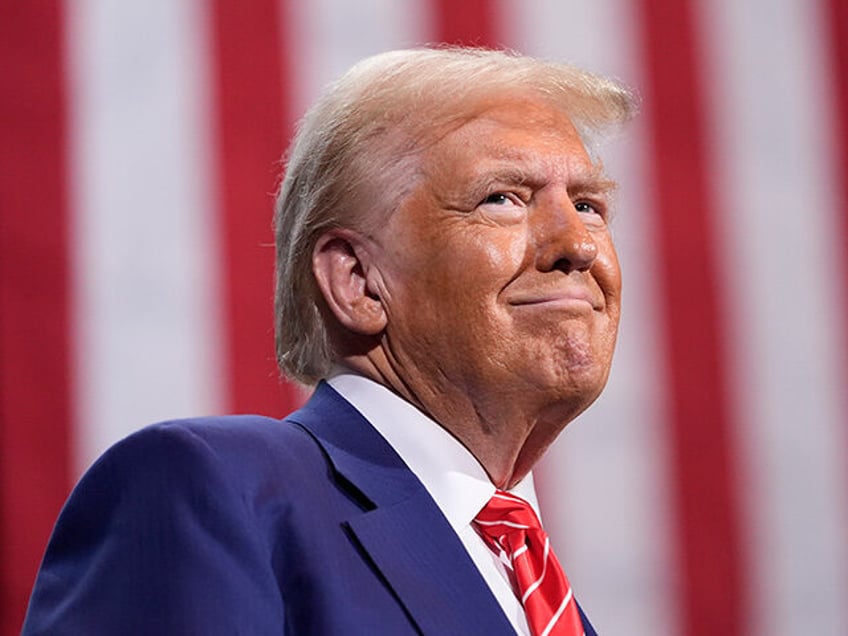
(419, 96, 596, 182)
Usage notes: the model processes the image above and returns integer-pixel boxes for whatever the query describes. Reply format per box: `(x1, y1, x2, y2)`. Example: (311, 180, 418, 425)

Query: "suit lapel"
(346, 488, 517, 635)
(288, 382, 516, 635)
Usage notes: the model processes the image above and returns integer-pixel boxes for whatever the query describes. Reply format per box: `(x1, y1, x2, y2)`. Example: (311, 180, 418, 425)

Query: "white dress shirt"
(328, 371, 537, 636)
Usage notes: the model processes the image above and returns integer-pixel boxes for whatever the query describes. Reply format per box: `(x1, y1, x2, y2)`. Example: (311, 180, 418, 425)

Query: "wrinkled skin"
(316, 96, 622, 488)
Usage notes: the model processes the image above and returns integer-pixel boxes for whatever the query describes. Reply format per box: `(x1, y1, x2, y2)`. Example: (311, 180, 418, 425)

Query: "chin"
(536, 345, 613, 408)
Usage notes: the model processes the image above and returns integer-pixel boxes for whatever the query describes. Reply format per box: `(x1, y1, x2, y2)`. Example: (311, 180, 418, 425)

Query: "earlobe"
(312, 230, 387, 335)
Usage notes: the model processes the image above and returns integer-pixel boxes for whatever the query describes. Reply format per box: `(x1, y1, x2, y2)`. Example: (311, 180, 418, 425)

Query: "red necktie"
(474, 490, 584, 636)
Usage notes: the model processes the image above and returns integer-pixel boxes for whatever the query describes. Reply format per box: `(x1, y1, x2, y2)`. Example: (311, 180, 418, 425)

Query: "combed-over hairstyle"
(274, 47, 637, 384)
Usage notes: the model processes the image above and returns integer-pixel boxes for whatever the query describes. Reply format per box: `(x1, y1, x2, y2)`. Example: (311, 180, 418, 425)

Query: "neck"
(338, 350, 577, 489)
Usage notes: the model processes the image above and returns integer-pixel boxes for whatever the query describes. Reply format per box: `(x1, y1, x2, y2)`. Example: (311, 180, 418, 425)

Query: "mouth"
(508, 289, 601, 311)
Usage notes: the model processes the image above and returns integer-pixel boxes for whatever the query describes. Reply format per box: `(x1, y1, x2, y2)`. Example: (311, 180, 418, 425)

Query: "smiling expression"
(369, 95, 622, 434)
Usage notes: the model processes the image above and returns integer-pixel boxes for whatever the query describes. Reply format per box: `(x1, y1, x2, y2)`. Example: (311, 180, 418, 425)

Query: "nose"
(531, 196, 598, 273)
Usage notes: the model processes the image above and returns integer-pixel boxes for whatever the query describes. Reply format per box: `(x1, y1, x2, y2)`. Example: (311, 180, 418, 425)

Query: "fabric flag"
(1, 1, 846, 634)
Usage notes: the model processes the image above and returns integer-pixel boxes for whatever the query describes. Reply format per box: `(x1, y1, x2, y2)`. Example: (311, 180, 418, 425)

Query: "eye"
(574, 200, 601, 215)
(478, 191, 526, 210)
(476, 191, 525, 223)
(480, 192, 513, 206)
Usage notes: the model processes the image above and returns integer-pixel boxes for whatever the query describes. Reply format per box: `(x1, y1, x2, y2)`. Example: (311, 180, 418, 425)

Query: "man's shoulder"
(24, 410, 365, 634)
(71, 412, 335, 509)
(109, 382, 357, 471)
(107, 413, 314, 463)
(133, 412, 310, 450)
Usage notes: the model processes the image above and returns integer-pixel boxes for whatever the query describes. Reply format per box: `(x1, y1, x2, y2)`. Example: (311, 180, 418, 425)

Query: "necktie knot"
(474, 490, 585, 636)
(474, 490, 545, 553)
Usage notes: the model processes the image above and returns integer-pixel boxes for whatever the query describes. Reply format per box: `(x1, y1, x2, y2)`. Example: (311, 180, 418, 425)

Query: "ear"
(312, 229, 387, 335)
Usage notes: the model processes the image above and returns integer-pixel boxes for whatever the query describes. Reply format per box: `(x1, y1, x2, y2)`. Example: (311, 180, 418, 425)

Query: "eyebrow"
(466, 160, 612, 185)
(446, 165, 531, 205)
(566, 163, 618, 198)
(479, 148, 616, 185)
(568, 176, 618, 199)
(446, 152, 619, 208)
(477, 167, 532, 188)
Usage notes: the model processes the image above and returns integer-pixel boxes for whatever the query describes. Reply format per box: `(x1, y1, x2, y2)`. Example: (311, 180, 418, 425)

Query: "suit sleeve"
(22, 423, 286, 635)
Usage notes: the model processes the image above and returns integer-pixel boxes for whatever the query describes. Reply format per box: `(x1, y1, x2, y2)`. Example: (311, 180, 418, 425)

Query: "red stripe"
(826, 0, 848, 477)
(827, 0, 848, 215)
(635, 1, 748, 634)
(209, 1, 302, 416)
(0, 2, 73, 632)
(431, 0, 502, 47)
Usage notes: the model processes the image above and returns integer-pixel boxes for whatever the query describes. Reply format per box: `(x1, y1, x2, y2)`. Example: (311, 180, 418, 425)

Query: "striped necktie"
(474, 490, 584, 636)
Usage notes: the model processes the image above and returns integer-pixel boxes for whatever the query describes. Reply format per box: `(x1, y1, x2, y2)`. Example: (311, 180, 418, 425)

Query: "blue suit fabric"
(23, 382, 597, 635)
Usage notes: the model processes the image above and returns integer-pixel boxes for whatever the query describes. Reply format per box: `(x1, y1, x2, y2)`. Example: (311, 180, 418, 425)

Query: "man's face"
(371, 96, 622, 427)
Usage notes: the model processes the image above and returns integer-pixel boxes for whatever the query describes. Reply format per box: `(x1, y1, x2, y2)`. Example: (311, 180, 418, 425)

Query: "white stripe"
(475, 519, 531, 530)
(501, 2, 680, 635)
(520, 537, 552, 603)
(513, 544, 529, 560)
(539, 586, 573, 636)
(696, 0, 848, 633)
(66, 0, 225, 473)
(284, 0, 431, 118)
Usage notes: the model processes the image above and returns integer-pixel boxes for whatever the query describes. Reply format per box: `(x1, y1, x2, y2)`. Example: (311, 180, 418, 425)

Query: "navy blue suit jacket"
(24, 382, 597, 635)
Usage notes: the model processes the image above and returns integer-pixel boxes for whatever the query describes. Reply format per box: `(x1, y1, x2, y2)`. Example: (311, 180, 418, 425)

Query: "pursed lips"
(507, 287, 602, 311)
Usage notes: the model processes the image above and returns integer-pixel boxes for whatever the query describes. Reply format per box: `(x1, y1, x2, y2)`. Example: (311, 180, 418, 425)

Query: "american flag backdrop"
(1, 1, 847, 634)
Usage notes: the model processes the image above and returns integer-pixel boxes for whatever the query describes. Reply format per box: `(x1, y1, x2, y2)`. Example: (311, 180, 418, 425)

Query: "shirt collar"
(326, 371, 540, 532)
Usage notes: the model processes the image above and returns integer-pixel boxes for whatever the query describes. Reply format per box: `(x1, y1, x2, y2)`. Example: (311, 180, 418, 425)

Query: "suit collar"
(286, 382, 517, 635)
(286, 381, 420, 507)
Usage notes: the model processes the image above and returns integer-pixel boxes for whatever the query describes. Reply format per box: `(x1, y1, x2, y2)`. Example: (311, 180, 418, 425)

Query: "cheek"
(455, 228, 527, 286)
(478, 227, 527, 267)
(423, 230, 526, 298)
(592, 237, 622, 301)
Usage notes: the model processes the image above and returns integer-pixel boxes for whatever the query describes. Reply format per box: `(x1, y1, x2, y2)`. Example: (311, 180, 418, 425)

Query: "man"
(24, 47, 635, 635)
